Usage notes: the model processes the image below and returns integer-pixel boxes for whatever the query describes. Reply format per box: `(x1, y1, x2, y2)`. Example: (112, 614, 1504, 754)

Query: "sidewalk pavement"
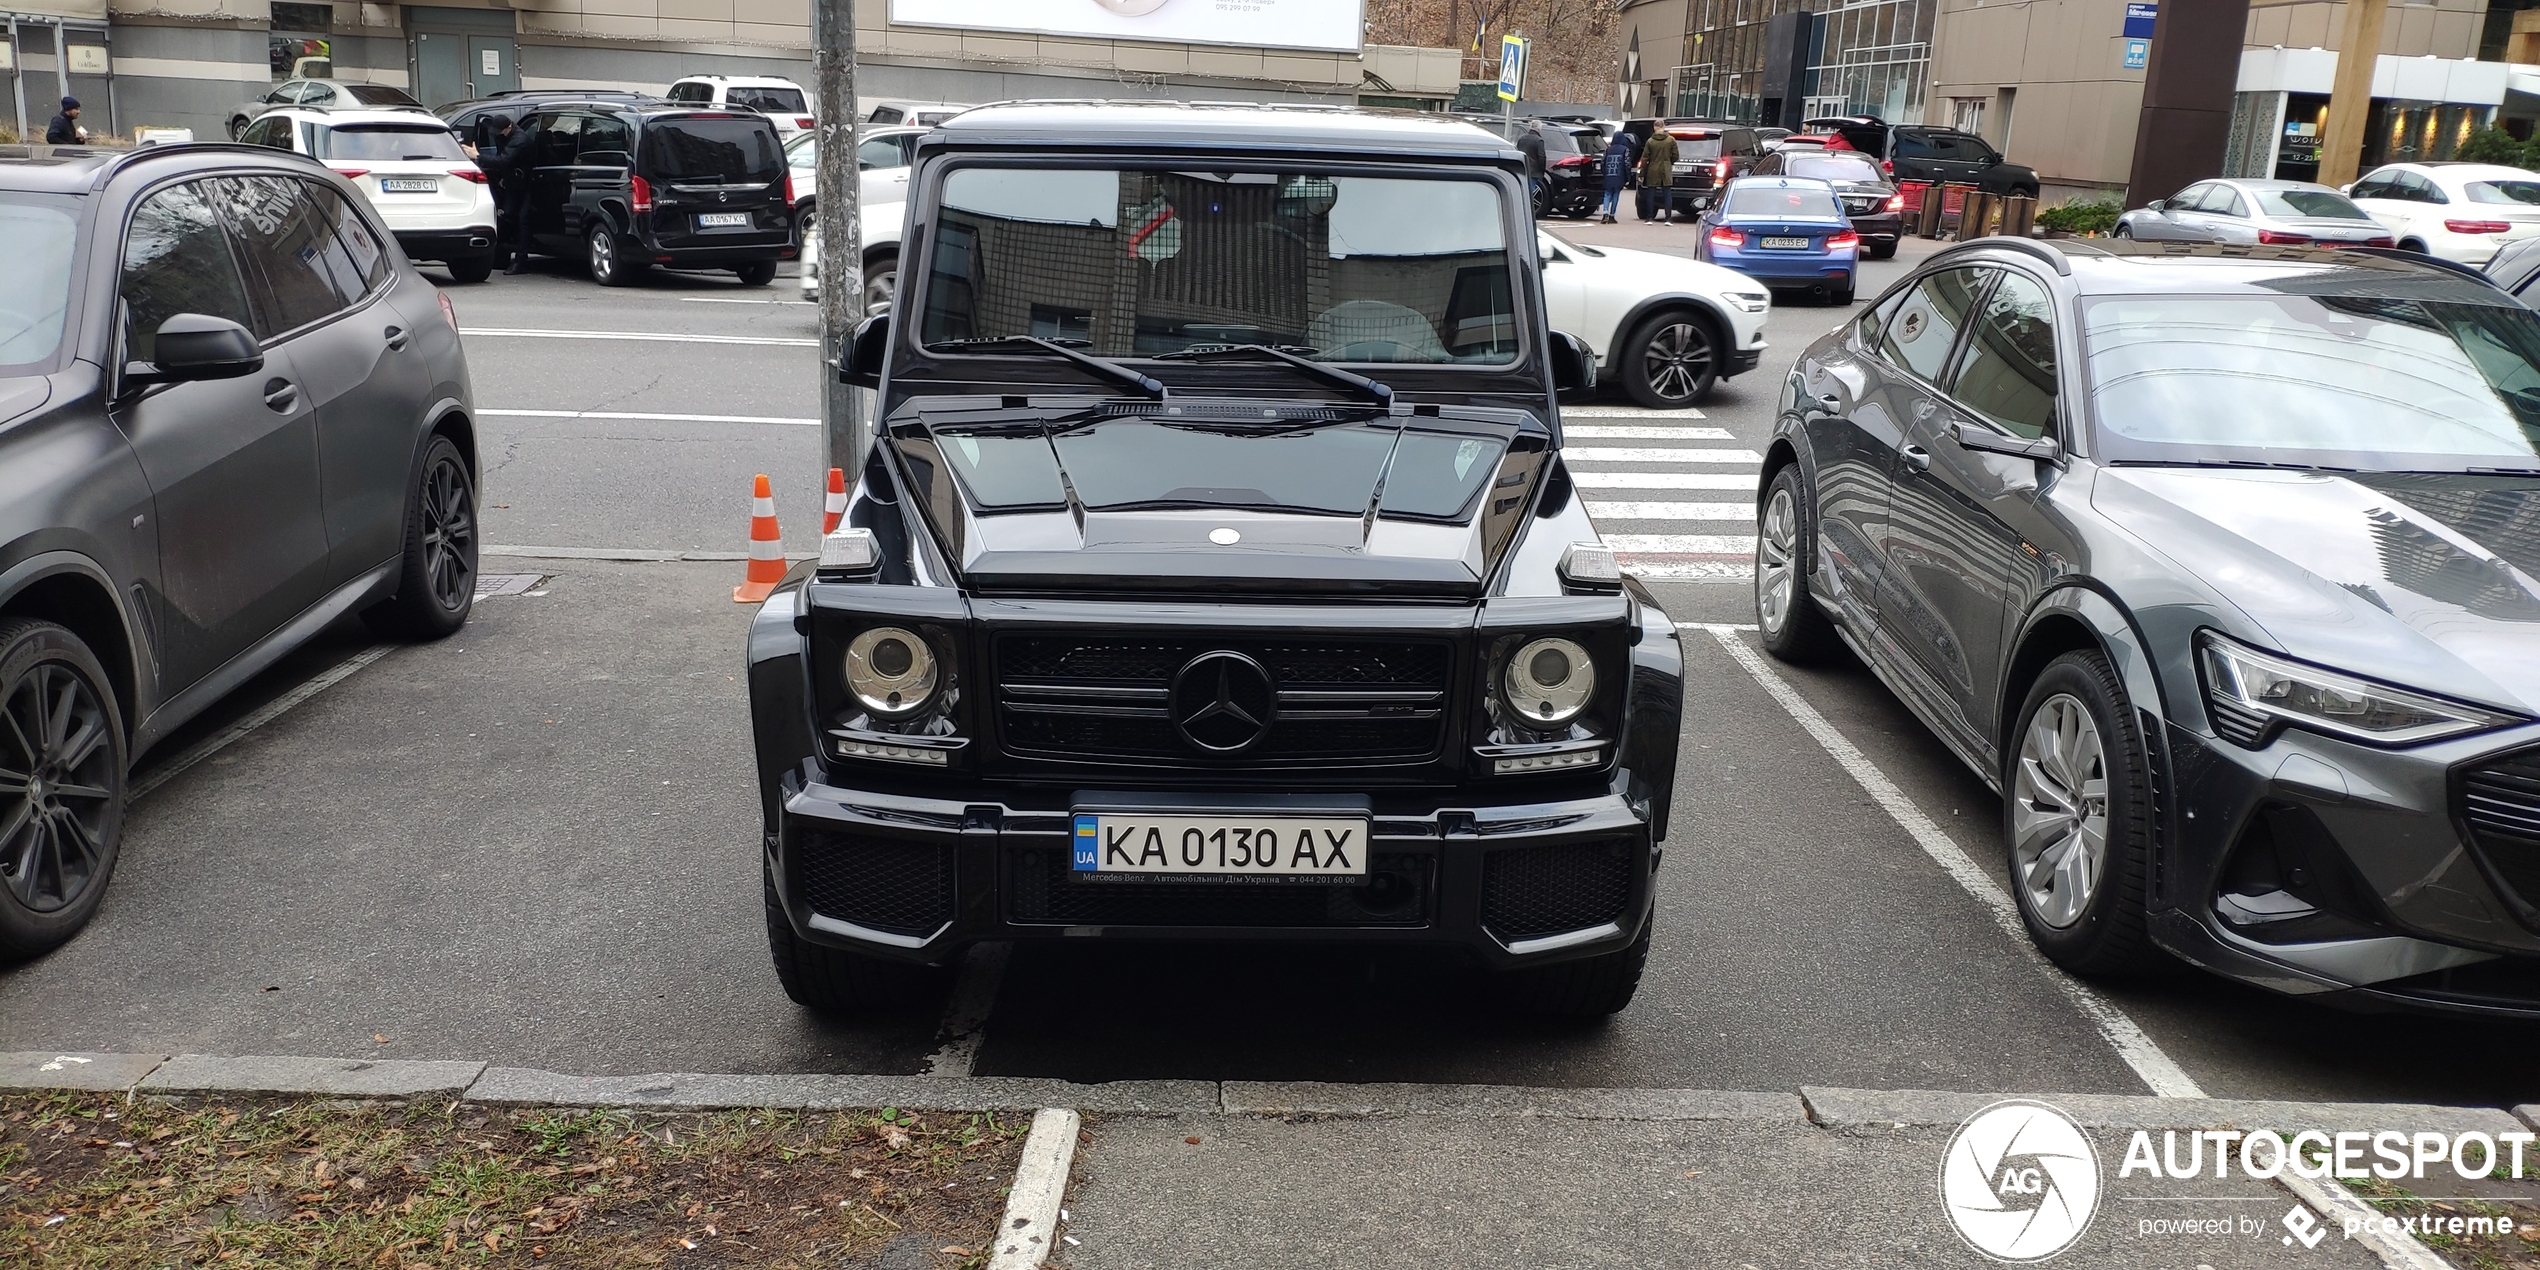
(11, 1050, 2536, 1269)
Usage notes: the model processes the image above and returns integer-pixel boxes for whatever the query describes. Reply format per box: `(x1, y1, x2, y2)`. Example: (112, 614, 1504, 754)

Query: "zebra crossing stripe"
(1607, 533, 1757, 553)
(1567, 446, 1767, 465)
(1567, 425, 1734, 440)
(1574, 470, 1761, 490)
(1564, 406, 1707, 419)
(1589, 501, 1755, 521)
(1624, 559, 1756, 580)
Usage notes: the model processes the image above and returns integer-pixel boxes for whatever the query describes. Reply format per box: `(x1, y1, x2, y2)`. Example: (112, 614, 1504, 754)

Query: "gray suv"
(0, 142, 479, 958)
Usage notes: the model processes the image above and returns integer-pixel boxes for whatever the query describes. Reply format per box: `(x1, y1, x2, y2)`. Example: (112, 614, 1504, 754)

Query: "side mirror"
(2339, 184, 2354, 196)
(126, 314, 262, 387)
(1548, 330, 1597, 402)
(1952, 420, 2059, 462)
(2145, 199, 2167, 212)
(840, 311, 890, 388)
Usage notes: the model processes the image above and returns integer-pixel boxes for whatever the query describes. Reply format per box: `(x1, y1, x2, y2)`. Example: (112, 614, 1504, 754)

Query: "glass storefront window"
(270, 2, 332, 83)
(1670, 0, 1933, 125)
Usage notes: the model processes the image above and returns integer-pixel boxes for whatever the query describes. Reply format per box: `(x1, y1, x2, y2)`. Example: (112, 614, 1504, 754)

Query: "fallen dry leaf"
(1184, 1136, 1202, 1145)
(940, 1247, 973, 1257)
(883, 1126, 912, 1150)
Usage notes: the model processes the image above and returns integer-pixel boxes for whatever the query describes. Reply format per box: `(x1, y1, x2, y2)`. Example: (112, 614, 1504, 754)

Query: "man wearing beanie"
(46, 97, 88, 144)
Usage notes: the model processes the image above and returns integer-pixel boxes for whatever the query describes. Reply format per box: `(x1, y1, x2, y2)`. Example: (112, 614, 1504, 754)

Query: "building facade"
(1615, 0, 1939, 126)
(3, 0, 1461, 143)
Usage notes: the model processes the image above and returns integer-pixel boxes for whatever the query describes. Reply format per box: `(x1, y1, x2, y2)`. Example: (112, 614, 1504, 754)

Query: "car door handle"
(1900, 444, 1933, 474)
(262, 379, 299, 413)
(384, 325, 409, 352)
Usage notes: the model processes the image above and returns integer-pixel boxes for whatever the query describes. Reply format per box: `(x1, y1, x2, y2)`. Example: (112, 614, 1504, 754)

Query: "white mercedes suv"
(235, 106, 500, 282)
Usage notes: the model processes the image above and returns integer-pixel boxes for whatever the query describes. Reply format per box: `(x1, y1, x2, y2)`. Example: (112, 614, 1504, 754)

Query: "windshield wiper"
(1150, 343, 1394, 406)
(933, 336, 1167, 400)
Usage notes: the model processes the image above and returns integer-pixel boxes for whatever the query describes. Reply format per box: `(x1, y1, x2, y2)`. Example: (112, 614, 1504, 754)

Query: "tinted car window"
(728, 86, 807, 114)
(646, 118, 783, 180)
(345, 84, 422, 108)
(1950, 272, 2057, 439)
(320, 124, 466, 161)
(2399, 172, 2448, 204)
(120, 181, 256, 364)
(668, 82, 712, 103)
(580, 114, 632, 163)
(1879, 267, 1988, 383)
(208, 175, 366, 335)
(2349, 171, 2399, 200)
(1892, 133, 1937, 160)
(334, 194, 393, 291)
(1783, 153, 1882, 183)
(1675, 134, 1724, 161)
(857, 136, 904, 168)
(1723, 184, 1841, 219)
(0, 192, 78, 370)
(2254, 188, 2370, 219)
(2468, 180, 2540, 205)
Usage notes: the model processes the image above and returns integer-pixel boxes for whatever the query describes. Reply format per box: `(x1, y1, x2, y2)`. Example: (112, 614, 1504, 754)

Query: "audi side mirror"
(125, 314, 263, 388)
(840, 312, 890, 388)
(1549, 330, 1597, 402)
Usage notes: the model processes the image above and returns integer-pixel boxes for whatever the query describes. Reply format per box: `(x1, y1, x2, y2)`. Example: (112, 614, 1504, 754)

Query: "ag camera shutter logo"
(1940, 1100, 2102, 1261)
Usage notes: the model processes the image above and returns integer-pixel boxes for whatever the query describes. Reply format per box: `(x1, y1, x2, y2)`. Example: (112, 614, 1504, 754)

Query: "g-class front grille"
(992, 635, 1451, 768)
(2462, 747, 2540, 913)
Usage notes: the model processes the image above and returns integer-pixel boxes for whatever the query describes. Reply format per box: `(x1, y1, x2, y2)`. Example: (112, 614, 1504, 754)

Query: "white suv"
(666, 75, 815, 139)
(236, 106, 500, 282)
(2345, 162, 2540, 265)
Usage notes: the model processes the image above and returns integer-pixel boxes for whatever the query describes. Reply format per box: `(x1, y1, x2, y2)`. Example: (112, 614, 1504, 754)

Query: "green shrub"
(2036, 196, 2120, 235)
(2458, 125, 2528, 167)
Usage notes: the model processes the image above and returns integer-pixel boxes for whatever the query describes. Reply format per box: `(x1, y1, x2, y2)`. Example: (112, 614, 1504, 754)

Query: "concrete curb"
(1801, 1085, 2531, 1136)
(2518, 1103, 2540, 1134)
(141, 1055, 487, 1099)
(0, 1051, 170, 1092)
(988, 1108, 1080, 1270)
(1223, 1080, 1804, 1122)
(467, 1068, 1215, 1114)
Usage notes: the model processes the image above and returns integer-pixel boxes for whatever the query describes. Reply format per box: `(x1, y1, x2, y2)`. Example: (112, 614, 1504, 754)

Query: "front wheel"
(2113, 223, 2133, 239)
(1755, 467, 1841, 663)
(363, 435, 477, 640)
(0, 620, 127, 962)
(1619, 310, 1720, 409)
(733, 260, 777, 287)
(764, 873, 948, 1013)
(2005, 651, 2162, 976)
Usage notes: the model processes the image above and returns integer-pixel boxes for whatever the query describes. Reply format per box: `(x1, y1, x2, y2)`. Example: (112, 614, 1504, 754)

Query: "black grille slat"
(2209, 699, 2269, 748)
(993, 635, 1452, 766)
(1006, 849, 1430, 927)
(796, 832, 956, 936)
(1480, 841, 1635, 941)
(2461, 750, 2540, 916)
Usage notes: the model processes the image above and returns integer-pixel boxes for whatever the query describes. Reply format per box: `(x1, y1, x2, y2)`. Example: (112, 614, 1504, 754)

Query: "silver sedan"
(2115, 178, 2394, 248)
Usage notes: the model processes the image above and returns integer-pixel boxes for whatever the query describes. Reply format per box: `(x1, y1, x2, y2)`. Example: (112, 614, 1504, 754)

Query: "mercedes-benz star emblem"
(1170, 651, 1276, 753)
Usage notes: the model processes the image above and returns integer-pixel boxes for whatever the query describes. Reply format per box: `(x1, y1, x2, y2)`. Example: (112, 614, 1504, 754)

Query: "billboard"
(889, 0, 1367, 54)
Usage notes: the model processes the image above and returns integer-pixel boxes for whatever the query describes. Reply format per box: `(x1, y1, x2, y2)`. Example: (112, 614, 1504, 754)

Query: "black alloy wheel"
(1621, 310, 1720, 409)
(365, 435, 477, 639)
(0, 620, 126, 960)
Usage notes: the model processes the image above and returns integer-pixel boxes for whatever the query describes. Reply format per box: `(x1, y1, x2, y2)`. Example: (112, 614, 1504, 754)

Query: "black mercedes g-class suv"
(747, 103, 1684, 1018)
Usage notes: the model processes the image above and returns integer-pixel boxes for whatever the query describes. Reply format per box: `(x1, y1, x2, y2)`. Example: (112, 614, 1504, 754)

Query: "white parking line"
(1587, 501, 1756, 521)
(1607, 534, 1755, 553)
(1704, 627, 2206, 1099)
(1567, 425, 1735, 440)
(484, 408, 819, 426)
(130, 645, 394, 802)
(462, 327, 819, 347)
(679, 296, 814, 305)
(1566, 447, 1764, 465)
(1574, 471, 1763, 490)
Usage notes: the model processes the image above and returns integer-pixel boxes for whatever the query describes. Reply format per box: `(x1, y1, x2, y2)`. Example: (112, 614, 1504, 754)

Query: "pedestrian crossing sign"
(1498, 35, 1528, 103)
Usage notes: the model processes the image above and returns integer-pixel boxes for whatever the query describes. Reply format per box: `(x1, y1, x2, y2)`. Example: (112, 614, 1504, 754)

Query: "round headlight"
(845, 626, 938, 717)
(1502, 637, 1595, 726)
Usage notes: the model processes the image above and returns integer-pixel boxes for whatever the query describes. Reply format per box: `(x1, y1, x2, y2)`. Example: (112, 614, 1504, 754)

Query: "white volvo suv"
(236, 106, 500, 282)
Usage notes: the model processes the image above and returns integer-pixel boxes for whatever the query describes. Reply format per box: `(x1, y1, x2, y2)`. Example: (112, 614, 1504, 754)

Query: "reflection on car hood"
(2095, 466, 2540, 712)
(0, 376, 49, 431)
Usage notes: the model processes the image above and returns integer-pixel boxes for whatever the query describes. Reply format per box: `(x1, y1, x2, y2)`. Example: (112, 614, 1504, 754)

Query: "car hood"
(0, 376, 50, 431)
(2094, 466, 2540, 712)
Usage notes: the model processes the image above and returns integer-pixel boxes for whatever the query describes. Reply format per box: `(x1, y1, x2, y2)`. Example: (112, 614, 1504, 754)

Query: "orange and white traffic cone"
(821, 466, 848, 534)
(733, 473, 786, 603)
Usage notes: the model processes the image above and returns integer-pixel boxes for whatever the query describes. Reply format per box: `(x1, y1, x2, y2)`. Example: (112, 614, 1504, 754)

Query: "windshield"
(2253, 188, 2369, 219)
(2083, 294, 2540, 471)
(647, 118, 783, 180)
(1724, 183, 1842, 220)
(344, 84, 422, 107)
(1783, 154, 1882, 183)
(918, 166, 1520, 365)
(0, 193, 78, 371)
(924, 417, 1508, 519)
(321, 125, 466, 161)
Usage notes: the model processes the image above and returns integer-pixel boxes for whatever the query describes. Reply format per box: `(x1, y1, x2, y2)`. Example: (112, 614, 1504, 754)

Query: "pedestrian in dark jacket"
(465, 117, 540, 274)
(1515, 121, 1547, 215)
(44, 97, 87, 145)
(1597, 130, 1637, 223)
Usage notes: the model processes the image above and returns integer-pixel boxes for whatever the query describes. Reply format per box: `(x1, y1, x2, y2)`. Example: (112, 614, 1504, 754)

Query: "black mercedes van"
(511, 104, 796, 286)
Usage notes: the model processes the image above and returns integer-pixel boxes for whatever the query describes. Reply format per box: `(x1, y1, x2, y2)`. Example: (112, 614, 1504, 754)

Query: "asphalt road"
(7, 232, 2539, 1111)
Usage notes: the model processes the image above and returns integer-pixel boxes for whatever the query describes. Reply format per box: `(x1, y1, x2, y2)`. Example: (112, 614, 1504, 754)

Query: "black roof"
(927, 101, 1516, 162)
(0, 141, 322, 194)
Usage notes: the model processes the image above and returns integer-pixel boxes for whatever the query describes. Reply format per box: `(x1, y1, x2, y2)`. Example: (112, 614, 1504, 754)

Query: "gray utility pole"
(811, 0, 865, 492)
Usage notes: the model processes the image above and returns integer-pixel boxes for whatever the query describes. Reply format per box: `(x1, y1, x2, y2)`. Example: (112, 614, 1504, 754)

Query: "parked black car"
(748, 102, 1683, 1018)
(1801, 115, 2039, 198)
(0, 142, 479, 958)
(509, 105, 796, 286)
(1747, 146, 1904, 258)
(1762, 237, 2540, 1015)
(1462, 116, 1608, 219)
(1620, 119, 1764, 217)
(438, 90, 668, 149)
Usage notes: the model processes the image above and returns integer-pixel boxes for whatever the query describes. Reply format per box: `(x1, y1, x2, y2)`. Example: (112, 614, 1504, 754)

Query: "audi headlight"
(845, 626, 938, 717)
(2198, 634, 2520, 747)
(1502, 636, 1597, 726)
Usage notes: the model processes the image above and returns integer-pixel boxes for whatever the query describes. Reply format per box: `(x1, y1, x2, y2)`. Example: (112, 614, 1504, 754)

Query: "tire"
(2399, 239, 2428, 254)
(0, 620, 127, 963)
(362, 434, 478, 640)
(863, 247, 898, 311)
(587, 225, 638, 287)
(1867, 241, 1897, 260)
(763, 872, 948, 1013)
(1495, 921, 1650, 1017)
(447, 257, 494, 285)
(1619, 309, 1720, 409)
(2113, 224, 2132, 239)
(1830, 283, 1855, 306)
(1754, 466, 1841, 663)
(733, 260, 778, 287)
(2004, 650, 2163, 977)
(228, 116, 249, 140)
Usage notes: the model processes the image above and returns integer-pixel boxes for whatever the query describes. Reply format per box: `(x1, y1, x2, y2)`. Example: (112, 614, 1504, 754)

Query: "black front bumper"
(766, 771, 1657, 970)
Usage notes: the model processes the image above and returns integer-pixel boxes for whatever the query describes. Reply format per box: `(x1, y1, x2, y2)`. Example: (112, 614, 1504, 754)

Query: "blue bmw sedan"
(1695, 175, 1860, 304)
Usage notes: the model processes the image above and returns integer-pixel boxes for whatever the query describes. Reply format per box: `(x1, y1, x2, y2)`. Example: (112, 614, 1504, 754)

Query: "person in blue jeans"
(1597, 131, 1638, 223)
